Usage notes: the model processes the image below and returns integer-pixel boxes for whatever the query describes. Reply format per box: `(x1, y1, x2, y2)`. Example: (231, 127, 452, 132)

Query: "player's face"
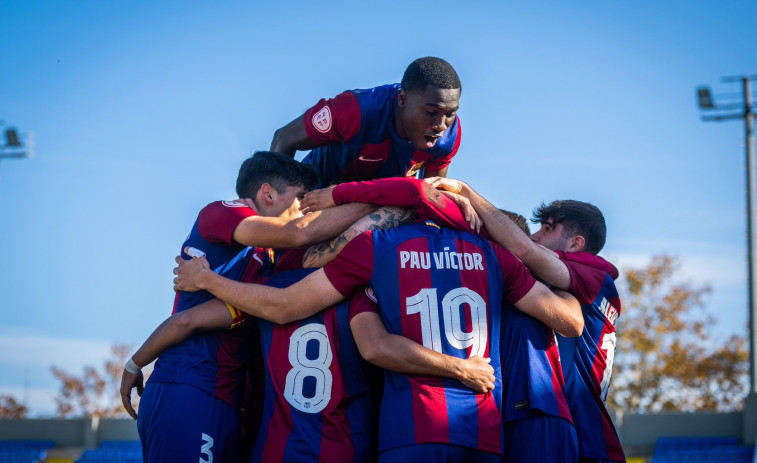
(397, 85, 460, 150)
(530, 219, 571, 252)
(275, 185, 307, 221)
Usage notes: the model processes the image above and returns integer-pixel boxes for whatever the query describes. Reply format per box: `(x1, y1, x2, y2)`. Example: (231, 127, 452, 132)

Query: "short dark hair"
(499, 209, 530, 236)
(401, 57, 461, 93)
(236, 151, 318, 201)
(532, 200, 607, 254)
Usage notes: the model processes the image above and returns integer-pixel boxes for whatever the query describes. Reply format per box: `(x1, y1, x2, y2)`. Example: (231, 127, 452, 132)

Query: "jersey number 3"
(284, 323, 333, 414)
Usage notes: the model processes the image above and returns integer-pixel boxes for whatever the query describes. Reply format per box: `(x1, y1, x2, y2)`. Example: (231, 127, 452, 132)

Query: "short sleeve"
(493, 244, 537, 303)
(558, 255, 610, 305)
(197, 201, 258, 244)
(348, 287, 380, 322)
(322, 231, 374, 297)
(303, 91, 362, 145)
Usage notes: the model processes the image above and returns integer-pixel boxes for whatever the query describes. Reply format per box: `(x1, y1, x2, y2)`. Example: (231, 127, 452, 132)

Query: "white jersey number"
(599, 331, 616, 401)
(199, 433, 214, 463)
(406, 287, 488, 357)
(284, 323, 333, 413)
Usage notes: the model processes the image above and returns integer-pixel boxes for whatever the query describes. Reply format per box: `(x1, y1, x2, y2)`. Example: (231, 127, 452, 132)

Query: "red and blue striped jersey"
(556, 251, 624, 462)
(301, 84, 461, 186)
(249, 269, 378, 463)
(148, 200, 259, 408)
(499, 302, 572, 424)
(323, 221, 536, 454)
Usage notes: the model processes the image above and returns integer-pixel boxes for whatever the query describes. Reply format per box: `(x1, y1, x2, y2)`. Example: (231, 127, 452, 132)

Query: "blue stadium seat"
(75, 441, 142, 463)
(0, 441, 53, 463)
(652, 436, 755, 463)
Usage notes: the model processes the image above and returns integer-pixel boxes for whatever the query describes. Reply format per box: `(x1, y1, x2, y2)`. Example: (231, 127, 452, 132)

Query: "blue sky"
(1, 1, 755, 416)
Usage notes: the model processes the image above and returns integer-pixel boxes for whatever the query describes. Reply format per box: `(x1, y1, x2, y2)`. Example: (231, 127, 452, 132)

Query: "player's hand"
(458, 356, 495, 393)
(300, 186, 336, 214)
(120, 368, 144, 420)
(173, 251, 212, 292)
(441, 191, 482, 233)
(424, 176, 467, 195)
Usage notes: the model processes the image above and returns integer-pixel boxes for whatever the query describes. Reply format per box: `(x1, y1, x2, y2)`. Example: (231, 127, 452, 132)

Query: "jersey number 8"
(284, 323, 333, 414)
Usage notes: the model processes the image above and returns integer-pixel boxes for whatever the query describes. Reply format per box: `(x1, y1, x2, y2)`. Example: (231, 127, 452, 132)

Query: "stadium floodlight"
(4, 128, 21, 147)
(696, 86, 716, 109)
(698, 76, 757, 406)
(0, 124, 32, 160)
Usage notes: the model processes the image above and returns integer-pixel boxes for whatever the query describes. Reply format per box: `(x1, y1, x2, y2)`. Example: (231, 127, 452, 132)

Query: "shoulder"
(349, 83, 400, 111)
(556, 251, 619, 279)
(197, 200, 259, 238)
(199, 200, 258, 218)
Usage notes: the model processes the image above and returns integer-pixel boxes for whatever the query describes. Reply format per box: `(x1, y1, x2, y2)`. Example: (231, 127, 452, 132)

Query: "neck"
(393, 102, 407, 139)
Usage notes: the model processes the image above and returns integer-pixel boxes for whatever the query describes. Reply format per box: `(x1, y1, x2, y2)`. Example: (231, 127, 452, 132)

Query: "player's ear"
(397, 89, 407, 108)
(569, 235, 586, 253)
(259, 183, 275, 206)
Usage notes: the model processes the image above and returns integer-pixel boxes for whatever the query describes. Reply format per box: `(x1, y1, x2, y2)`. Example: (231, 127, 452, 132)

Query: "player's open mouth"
(424, 135, 440, 146)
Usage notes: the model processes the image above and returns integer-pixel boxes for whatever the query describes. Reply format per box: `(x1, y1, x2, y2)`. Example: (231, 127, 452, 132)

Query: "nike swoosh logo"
(358, 156, 384, 162)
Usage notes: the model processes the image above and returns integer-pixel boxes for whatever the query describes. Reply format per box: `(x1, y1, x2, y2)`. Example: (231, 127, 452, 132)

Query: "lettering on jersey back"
(400, 247, 484, 271)
(598, 297, 619, 325)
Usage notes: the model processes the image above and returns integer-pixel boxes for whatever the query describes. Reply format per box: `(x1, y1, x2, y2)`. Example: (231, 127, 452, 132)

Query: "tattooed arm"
(302, 206, 418, 268)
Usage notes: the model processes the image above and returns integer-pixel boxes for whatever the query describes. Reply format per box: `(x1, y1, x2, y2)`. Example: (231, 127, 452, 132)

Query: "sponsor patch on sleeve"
(222, 200, 249, 208)
(311, 106, 332, 133)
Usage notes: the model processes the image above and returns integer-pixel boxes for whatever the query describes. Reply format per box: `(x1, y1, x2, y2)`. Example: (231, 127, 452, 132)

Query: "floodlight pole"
(699, 76, 757, 398)
(741, 76, 757, 447)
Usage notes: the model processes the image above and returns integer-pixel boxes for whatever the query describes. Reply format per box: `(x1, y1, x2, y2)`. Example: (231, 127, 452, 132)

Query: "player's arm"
(427, 177, 571, 289)
(119, 299, 235, 419)
(511, 281, 584, 337)
(423, 165, 449, 179)
(173, 255, 345, 324)
(269, 114, 320, 158)
(232, 202, 374, 250)
(350, 311, 495, 393)
(302, 206, 417, 268)
(300, 177, 481, 231)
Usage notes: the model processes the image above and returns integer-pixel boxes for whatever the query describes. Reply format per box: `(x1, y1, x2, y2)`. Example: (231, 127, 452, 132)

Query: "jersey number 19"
(406, 287, 488, 358)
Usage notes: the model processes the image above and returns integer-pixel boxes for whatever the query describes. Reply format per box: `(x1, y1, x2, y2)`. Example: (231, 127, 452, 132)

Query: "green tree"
(608, 254, 748, 413)
(51, 343, 146, 418)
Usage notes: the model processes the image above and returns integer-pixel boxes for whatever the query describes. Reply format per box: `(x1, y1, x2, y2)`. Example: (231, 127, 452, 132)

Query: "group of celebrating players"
(119, 57, 625, 463)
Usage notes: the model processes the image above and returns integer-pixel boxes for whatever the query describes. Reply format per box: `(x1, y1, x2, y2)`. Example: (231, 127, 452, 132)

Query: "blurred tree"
(51, 343, 147, 418)
(608, 255, 749, 413)
(0, 394, 29, 418)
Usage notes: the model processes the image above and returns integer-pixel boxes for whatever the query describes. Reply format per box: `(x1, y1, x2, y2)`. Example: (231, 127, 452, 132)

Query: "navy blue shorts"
(503, 412, 578, 462)
(137, 382, 240, 463)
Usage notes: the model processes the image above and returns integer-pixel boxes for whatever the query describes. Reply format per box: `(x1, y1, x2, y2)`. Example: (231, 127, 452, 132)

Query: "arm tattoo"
(302, 206, 418, 268)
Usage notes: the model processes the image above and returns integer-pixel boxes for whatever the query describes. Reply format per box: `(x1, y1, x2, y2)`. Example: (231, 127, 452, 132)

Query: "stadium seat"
(0, 440, 54, 463)
(74, 441, 142, 463)
(652, 436, 756, 463)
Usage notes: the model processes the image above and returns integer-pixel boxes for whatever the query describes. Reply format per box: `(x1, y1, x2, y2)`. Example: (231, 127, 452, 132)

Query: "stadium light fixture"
(696, 86, 715, 109)
(0, 125, 33, 160)
(697, 75, 756, 400)
(4, 128, 21, 147)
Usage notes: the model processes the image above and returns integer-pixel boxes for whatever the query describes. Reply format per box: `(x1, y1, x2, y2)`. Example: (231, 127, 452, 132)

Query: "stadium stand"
(0, 440, 53, 463)
(75, 440, 141, 463)
(652, 436, 756, 462)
